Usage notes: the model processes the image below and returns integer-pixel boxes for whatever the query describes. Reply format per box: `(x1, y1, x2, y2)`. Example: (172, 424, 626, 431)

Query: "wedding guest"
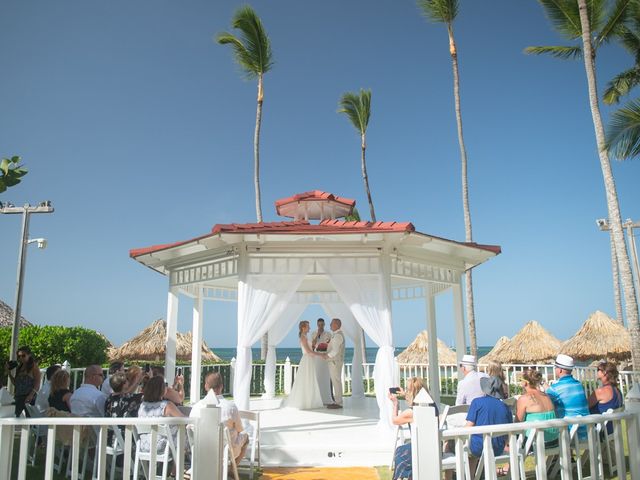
(101, 361, 124, 396)
(36, 364, 61, 412)
(151, 366, 184, 405)
(5, 346, 41, 417)
(311, 318, 331, 351)
(546, 354, 589, 439)
(389, 377, 435, 480)
(207, 372, 249, 465)
(70, 365, 108, 417)
(48, 369, 72, 412)
(190, 371, 220, 415)
(515, 369, 558, 447)
(104, 372, 143, 418)
(486, 360, 509, 399)
(138, 376, 185, 462)
(125, 365, 144, 394)
(455, 354, 488, 406)
(588, 361, 623, 434)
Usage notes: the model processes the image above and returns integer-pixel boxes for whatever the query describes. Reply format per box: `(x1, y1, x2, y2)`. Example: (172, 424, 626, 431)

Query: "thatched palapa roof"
(110, 319, 221, 362)
(486, 320, 561, 364)
(396, 330, 457, 364)
(0, 299, 32, 328)
(561, 310, 630, 363)
(478, 336, 510, 364)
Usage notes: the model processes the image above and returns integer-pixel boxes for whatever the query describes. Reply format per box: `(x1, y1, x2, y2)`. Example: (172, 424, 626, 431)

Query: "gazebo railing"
(62, 362, 636, 400)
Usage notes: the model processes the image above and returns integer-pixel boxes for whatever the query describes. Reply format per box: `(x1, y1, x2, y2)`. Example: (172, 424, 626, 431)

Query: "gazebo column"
(425, 283, 441, 405)
(190, 287, 204, 403)
(165, 286, 179, 385)
(452, 281, 467, 380)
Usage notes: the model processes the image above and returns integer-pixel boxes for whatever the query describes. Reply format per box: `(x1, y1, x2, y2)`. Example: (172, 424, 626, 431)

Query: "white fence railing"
(411, 407, 640, 480)
(0, 406, 223, 480)
(63, 362, 637, 399)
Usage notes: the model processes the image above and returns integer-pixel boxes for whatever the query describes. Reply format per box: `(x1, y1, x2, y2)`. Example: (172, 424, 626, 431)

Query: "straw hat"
(460, 354, 477, 366)
(110, 319, 221, 363)
(487, 320, 561, 364)
(396, 330, 457, 364)
(554, 353, 575, 370)
(561, 311, 631, 363)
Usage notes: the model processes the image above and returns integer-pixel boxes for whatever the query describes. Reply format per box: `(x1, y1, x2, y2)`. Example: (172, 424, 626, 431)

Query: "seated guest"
(588, 361, 623, 434)
(36, 364, 61, 412)
(546, 354, 589, 439)
(456, 355, 488, 405)
(207, 372, 249, 465)
(150, 366, 185, 405)
(389, 377, 436, 480)
(70, 365, 108, 417)
(124, 365, 144, 394)
(466, 377, 513, 473)
(48, 369, 72, 412)
(138, 376, 185, 454)
(515, 369, 558, 446)
(101, 361, 124, 396)
(190, 371, 220, 416)
(105, 372, 143, 418)
(486, 360, 509, 399)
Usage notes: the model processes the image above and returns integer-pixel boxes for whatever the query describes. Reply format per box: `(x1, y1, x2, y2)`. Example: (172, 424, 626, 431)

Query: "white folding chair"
(104, 426, 130, 480)
(239, 410, 260, 479)
(133, 424, 177, 480)
(25, 404, 47, 466)
(222, 426, 240, 480)
(597, 407, 622, 477)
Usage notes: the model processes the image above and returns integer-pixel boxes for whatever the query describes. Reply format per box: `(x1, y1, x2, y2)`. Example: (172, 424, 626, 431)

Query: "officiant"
(311, 318, 333, 405)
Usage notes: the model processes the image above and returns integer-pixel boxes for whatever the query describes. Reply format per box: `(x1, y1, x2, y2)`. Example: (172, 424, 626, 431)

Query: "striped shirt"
(546, 375, 589, 438)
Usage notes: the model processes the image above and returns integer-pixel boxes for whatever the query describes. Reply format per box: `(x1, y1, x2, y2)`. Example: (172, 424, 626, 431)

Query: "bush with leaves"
(0, 325, 109, 368)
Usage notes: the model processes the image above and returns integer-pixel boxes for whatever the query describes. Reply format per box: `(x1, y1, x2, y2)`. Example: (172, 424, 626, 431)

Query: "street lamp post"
(597, 217, 640, 306)
(0, 201, 54, 363)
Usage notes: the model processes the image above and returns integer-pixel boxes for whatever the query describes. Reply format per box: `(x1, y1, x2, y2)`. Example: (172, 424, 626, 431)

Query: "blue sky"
(1, 1, 639, 352)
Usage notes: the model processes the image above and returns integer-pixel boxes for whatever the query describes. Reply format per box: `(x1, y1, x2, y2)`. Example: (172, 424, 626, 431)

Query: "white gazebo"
(130, 190, 500, 427)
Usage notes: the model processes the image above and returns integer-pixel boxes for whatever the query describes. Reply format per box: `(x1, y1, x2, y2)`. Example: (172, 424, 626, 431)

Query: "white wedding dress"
(283, 334, 324, 410)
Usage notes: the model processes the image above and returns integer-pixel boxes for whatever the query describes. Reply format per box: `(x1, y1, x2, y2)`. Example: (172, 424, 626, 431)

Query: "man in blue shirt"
(466, 376, 513, 472)
(545, 354, 589, 439)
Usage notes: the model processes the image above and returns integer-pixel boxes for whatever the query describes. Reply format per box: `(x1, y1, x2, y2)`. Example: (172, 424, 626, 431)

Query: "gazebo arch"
(130, 190, 500, 426)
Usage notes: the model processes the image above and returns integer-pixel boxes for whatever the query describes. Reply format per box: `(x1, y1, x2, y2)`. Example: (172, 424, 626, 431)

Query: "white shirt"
(217, 394, 248, 457)
(101, 376, 113, 396)
(189, 389, 219, 417)
(70, 384, 108, 417)
(36, 381, 52, 412)
(455, 370, 488, 406)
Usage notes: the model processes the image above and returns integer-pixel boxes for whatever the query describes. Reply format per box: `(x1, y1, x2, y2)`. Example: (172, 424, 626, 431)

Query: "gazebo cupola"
(275, 190, 355, 221)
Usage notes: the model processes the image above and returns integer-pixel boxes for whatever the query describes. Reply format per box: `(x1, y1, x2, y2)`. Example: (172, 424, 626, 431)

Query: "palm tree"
(0, 156, 27, 194)
(609, 231, 624, 324)
(417, 0, 479, 357)
(217, 6, 273, 223)
(528, 0, 640, 369)
(338, 89, 377, 222)
(217, 6, 273, 360)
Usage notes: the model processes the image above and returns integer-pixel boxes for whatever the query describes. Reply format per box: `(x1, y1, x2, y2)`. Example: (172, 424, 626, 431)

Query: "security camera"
(28, 238, 47, 249)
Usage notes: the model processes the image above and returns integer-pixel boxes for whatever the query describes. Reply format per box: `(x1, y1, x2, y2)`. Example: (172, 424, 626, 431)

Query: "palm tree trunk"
(578, 0, 640, 369)
(254, 75, 264, 223)
(361, 133, 376, 222)
(609, 231, 624, 324)
(448, 24, 477, 357)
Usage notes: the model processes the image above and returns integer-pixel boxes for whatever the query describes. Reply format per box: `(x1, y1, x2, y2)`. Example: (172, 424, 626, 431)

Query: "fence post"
(412, 403, 441, 480)
(284, 357, 292, 395)
(627, 412, 640, 480)
(230, 358, 236, 396)
(193, 405, 223, 480)
(0, 425, 13, 480)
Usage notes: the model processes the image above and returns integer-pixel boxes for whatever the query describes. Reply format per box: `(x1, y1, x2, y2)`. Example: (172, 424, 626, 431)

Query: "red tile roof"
(275, 190, 355, 215)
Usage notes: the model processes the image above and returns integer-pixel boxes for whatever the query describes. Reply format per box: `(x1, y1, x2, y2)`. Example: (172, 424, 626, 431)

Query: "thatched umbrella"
(478, 336, 510, 364)
(0, 299, 31, 328)
(488, 320, 561, 364)
(396, 330, 457, 364)
(561, 310, 630, 363)
(111, 319, 221, 362)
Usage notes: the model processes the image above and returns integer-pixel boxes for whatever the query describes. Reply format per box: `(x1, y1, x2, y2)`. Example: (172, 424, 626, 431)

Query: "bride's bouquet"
(315, 342, 328, 352)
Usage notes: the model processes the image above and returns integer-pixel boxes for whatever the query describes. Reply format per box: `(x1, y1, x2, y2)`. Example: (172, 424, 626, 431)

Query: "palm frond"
(417, 0, 458, 24)
(538, 0, 584, 39)
(603, 66, 640, 103)
(607, 98, 640, 159)
(595, 0, 633, 47)
(524, 45, 582, 59)
(338, 89, 372, 135)
(216, 6, 273, 79)
(614, 24, 640, 57)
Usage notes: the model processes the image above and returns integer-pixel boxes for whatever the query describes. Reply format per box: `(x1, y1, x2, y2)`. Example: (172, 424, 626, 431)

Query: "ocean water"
(212, 346, 493, 364)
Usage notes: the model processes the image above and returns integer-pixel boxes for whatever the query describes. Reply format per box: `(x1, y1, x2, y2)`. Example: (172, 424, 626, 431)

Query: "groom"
(321, 318, 345, 409)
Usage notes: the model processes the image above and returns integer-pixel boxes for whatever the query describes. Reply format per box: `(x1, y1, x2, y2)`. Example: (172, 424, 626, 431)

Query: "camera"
(144, 363, 150, 374)
(6, 360, 18, 370)
(389, 387, 400, 394)
(177, 367, 183, 376)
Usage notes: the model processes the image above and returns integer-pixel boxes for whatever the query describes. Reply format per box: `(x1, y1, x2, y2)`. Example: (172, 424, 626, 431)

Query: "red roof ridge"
(275, 190, 356, 208)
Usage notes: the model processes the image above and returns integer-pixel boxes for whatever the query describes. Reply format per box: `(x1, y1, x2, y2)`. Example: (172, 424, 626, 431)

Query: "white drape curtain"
(321, 302, 365, 399)
(263, 303, 308, 398)
(234, 258, 313, 410)
(317, 257, 396, 428)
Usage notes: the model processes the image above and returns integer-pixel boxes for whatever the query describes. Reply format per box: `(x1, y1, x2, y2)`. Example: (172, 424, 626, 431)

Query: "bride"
(283, 320, 324, 410)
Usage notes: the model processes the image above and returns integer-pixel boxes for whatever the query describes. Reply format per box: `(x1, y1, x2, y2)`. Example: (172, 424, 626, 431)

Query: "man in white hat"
(455, 354, 489, 406)
(545, 354, 589, 438)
